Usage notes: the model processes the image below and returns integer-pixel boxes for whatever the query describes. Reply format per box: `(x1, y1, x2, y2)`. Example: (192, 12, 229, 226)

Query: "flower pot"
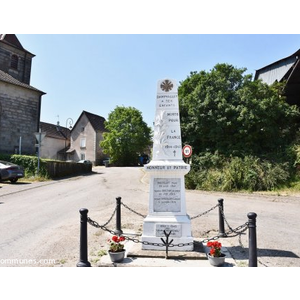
(207, 253, 226, 267)
(108, 250, 125, 263)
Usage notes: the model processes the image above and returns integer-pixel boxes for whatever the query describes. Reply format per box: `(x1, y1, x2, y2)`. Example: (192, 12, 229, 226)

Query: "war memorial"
(141, 79, 194, 251)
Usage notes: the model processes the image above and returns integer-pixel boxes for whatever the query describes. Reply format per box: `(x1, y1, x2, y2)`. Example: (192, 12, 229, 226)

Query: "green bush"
(0, 154, 92, 179)
(186, 153, 291, 192)
(0, 154, 48, 177)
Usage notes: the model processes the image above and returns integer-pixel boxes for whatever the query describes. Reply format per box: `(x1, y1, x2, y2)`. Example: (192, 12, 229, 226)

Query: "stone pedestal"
(141, 79, 193, 251)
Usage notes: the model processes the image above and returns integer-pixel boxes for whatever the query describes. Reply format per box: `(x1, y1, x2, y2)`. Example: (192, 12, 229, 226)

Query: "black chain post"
(77, 208, 91, 267)
(248, 212, 258, 267)
(115, 197, 123, 236)
(218, 198, 226, 237)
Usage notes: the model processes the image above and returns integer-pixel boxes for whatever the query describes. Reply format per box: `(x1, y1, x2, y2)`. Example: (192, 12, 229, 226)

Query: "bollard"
(248, 212, 258, 267)
(218, 198, 226, 237)
(76, 208, 91, 267)
(115, 197, 123, 236)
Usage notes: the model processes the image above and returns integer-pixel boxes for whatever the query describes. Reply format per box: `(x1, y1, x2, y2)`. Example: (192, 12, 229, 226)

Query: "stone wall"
(0, 42, 33, 84)
(0, 81, 41, 154)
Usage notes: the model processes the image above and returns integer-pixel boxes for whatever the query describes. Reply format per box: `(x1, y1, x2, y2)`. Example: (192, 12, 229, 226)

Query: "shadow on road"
(0, 181, 31, 185)
(52, 171, 104, 181)
(227, 245, 299, 260)
(258, 248, 299, 258)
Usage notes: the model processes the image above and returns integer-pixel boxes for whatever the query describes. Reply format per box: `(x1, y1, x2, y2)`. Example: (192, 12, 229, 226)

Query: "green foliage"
(186, 153, 291, 192)
(291, 144, 300, 167)
(179, 63, 300, 191)
(0, 154, 48, 177)
(100, 106, 152, 166)
(179, 64, 300, 156)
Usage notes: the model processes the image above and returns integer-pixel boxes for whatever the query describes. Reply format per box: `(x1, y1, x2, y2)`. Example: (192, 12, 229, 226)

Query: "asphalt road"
(0, 166, 299, 267)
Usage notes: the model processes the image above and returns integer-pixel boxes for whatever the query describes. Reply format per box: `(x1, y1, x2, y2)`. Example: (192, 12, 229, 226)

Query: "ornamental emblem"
(160, 79, 173, 92)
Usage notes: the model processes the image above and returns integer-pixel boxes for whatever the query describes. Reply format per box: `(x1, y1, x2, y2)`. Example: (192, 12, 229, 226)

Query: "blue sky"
(2, 1, 299, 292)
(17, 34, 300, 129)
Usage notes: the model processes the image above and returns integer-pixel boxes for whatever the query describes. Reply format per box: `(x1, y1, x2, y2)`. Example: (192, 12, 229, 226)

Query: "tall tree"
(100, 106, 152, 166)
(178, 63, 300, 157)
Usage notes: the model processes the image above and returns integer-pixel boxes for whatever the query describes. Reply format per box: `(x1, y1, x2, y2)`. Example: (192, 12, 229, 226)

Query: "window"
(11, 54, 18, 69)
(80, 138, 86, 148)
(81, 153, 85, 160)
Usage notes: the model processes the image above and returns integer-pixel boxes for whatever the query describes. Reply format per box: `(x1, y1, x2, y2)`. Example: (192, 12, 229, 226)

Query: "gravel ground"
(76, 168, 300, 268)
(1, 166, 299, 267)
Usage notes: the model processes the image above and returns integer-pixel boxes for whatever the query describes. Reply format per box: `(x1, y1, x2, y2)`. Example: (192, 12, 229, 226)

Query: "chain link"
(195, 222, 249, 244)
(87, 200, 250, 250)
(102, 206, 117, 227)
(219, 205, 248, 248)
(190, 203, 219, 220)
(121, 202, 147, 218)
(87, 216, 248, 249)
(120, 201, 219, 220)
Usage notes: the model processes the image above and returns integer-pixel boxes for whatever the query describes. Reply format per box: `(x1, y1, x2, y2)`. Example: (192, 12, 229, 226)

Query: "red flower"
(112, 235, 119, 242)
(108, 235, 126, 252)
(207, 240, 222, 257)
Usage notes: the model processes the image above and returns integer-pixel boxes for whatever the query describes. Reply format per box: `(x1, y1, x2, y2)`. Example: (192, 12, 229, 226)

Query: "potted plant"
(107, 235, 126, 263)
(206, 241, 226, 267)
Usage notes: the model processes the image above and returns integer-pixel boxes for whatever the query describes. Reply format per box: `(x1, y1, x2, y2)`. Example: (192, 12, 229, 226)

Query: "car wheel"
(10, 178, 18, 183)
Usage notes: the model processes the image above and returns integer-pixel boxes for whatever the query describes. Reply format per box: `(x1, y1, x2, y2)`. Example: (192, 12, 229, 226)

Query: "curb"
(97, 232, 237, 267)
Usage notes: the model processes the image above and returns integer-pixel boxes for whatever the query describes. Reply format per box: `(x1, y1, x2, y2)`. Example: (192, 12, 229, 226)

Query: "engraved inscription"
(153, 178, 181, 212)
(156, 224, 182, 237)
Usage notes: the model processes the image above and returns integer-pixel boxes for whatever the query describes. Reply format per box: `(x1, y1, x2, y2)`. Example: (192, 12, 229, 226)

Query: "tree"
(100, 106, 152, 166)
(178, 63, 300, 157)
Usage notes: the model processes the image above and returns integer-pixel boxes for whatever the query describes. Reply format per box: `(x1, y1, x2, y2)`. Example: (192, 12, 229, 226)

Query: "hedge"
(0, 154, 92, 179)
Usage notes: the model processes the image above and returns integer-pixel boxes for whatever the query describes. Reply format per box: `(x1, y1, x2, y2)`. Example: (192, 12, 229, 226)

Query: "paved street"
(1, 166, 300, 267)
(0, 167, 149, 267)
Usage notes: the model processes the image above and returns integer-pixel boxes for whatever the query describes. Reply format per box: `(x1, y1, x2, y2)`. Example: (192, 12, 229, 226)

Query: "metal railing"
(76, 197, 257, 267)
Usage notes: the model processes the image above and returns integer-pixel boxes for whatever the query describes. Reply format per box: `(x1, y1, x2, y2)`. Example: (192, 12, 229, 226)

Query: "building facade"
(68, 111, 107, 165)
(0, 34, 45, 155)
(39, 122, 71, 161)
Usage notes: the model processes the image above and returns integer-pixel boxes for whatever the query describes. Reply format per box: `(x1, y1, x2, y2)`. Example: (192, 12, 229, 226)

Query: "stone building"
(0, 34, 45, 155)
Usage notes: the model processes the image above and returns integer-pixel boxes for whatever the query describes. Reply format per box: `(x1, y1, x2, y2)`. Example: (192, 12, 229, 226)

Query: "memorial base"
(141, 215, 194, 251)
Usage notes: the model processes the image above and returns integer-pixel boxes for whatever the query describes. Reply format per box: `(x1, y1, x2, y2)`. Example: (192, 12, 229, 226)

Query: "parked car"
(0, 160, 24, 183)
(78, 160, 92, 164)
(139, 154, 149, 166)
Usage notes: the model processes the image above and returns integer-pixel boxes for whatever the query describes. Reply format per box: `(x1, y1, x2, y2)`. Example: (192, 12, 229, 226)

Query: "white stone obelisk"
(141, 79, 193, 251)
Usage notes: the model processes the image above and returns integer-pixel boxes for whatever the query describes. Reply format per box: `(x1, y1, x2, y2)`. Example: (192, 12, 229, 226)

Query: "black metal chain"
(87, 216, 248, 248)
(117, 201, 247, 245)
(219, 205, 248, 247)
(101, 206, 117, 227)
(87, 199, 250, 250)
(190, 203, 219, 220)
(196, 222, 249, 244)
(87, 217, 167, 247)
(121, 202, 147, 218)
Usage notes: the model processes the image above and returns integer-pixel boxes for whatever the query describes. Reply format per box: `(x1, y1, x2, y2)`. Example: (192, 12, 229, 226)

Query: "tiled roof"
(40, 122, 71, 140)
(83, 111, 106, 131)
(0, 34, 34, 55)
(0, 69, 46, 95)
